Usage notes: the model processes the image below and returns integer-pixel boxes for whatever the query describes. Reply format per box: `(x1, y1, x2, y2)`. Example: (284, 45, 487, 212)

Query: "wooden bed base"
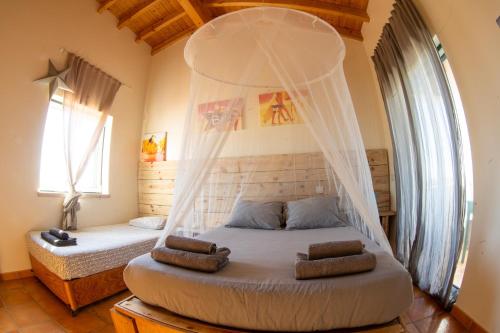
(111, 296, 405, 333)
(29, 254, 127, 314)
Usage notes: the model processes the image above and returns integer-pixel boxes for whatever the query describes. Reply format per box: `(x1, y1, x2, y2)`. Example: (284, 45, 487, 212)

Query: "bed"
(26, 223, 162, 313)
(123, 226, 413, 332)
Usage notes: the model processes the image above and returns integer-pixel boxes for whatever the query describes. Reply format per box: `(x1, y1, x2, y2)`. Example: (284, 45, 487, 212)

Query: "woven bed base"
(30, 254, 126, 314)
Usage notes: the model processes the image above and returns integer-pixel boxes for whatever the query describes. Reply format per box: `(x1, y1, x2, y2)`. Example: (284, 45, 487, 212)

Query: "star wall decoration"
(34, 60, 73, 99)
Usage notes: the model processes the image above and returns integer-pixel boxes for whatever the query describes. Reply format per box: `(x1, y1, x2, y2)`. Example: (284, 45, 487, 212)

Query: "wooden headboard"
(138, 149, 390, 225)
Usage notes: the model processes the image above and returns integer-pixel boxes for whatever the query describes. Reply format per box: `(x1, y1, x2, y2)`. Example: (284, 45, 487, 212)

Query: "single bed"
(124, 226, 413, 332)
(27, 223, 162, 313)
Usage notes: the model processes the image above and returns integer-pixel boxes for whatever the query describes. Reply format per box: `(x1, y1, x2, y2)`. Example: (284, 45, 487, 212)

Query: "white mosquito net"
(156, 7, 392, 254)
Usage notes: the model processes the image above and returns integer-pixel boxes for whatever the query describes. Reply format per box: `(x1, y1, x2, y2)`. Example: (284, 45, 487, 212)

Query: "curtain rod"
(59, 48, 132, 89)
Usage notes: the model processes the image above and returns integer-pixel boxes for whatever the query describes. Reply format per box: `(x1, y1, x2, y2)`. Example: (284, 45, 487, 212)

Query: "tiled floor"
(0, 277, 130, 333)
(0, 277, 468, 333)
(401, 286, 468, 333)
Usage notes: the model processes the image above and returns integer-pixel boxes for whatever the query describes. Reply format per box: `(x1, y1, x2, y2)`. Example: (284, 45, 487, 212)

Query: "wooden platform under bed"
(111, 296, 405, 333)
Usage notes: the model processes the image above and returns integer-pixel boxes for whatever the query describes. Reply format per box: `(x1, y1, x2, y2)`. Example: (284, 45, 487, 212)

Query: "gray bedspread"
(124, 226, 413, 332)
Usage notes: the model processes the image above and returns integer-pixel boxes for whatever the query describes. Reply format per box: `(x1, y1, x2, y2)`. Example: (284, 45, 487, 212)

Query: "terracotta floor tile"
(0, 281, 24, 294)
(89, 305, 112, 324)
(0, 308, 18, 333)
(89, 291, 130, 324)
(0, 289, 33, 307)
(20, 279, 44, 294)
(414, 312, 467, 333)
(406, 295, 443, 322)
(403, 323, 419, 333)
(412, 286, 426, 299)
(33, 297, 71, 321)
(400, 312, 412, 325)
(92, 324, 115, 333)
(19, 278, 38, 286)
(18, 321, 65, 333)
(6, 301, 51, 328)
(55, 311, 107, 333)
(29, 287, 59, 304)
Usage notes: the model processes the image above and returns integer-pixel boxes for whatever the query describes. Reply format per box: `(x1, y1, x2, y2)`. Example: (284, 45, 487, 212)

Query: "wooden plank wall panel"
(137, 149, 391, 222)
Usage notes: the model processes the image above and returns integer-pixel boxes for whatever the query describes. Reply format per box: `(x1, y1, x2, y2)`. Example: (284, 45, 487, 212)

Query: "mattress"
(124, 226, 413, 332)
(27, 223, 162, 280)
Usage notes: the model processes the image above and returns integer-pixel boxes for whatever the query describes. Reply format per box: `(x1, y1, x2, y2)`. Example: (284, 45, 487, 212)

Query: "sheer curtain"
(61, 54, 121, 230)
(373, 0, 465, 307)
(157, 7, 391, 254)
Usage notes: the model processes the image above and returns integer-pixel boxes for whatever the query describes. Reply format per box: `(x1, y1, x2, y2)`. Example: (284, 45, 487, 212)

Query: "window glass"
(39, 98, 112, 194)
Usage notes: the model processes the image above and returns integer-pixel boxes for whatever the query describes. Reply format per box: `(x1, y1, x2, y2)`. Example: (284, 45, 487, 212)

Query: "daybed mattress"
(27, 223, 162, 280)
(124, 226, 413, 332)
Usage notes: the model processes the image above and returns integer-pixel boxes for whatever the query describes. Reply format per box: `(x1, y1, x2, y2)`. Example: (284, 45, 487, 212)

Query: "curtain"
(61, 54, 121, 230)
(372, 0, 465, 308)
(156, 7, 392, 254)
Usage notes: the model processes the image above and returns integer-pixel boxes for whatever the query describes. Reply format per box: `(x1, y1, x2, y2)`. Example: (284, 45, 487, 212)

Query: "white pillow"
(129, 216, 166, 230)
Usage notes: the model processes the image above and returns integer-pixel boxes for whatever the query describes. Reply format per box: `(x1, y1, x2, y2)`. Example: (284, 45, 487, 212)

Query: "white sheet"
(27, 223, 162, 280)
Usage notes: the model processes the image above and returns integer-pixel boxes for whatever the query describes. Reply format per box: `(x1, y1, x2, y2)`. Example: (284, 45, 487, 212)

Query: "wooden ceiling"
(96, 0, 370, 55)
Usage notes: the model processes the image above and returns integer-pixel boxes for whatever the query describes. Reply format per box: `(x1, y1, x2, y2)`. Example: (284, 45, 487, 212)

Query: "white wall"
(363, 1, 500, 331)
(0, 0, 151, 274)
(142, 36, 387, 159)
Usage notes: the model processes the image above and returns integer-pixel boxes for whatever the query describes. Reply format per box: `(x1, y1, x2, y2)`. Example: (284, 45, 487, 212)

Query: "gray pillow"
(285, 196, 345, 230)
(225, 200, 283, 230)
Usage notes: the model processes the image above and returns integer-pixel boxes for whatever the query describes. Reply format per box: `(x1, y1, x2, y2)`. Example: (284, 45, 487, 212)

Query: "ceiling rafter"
(175, 0, 211, 27)
(205, 0, 370, 22)
(97, 0, 118, 13)
(333, 26, 363, 41)
(95, 0, 370, 55)
(118, 0, 163, 29)
(151, 28, 196, 55)
(136, 12, 188, 42)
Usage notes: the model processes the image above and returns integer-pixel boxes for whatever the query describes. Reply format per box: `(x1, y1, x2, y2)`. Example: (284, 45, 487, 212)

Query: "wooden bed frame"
(111, 296, 405, 333)
(30, 254, 127, 315)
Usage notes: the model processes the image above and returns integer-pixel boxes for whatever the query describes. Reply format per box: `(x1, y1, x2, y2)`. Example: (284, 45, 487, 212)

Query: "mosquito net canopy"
(157, 7, 391, 253)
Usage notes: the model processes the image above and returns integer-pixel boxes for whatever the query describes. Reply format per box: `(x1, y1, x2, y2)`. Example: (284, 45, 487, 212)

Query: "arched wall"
(362, 0, 500, 331)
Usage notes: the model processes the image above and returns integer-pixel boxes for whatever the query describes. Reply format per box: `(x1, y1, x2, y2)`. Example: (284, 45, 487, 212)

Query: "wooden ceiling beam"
(151, 28, 196, 55)
(118, 0, 162, 29)
(205, 0, 370, 22)
(97, 0, 118, 13)
(175, 0, 211, 27)
(136, 12, 188, 42)
(332, 26, 363, 41)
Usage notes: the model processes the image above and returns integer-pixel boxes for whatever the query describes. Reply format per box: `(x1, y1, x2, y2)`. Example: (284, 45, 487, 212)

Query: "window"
(39, 94, 112, 194)
(434, 35, 474, 289)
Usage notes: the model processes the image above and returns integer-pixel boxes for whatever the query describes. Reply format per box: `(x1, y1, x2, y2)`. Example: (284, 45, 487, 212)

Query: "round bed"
(124, 226, 413, 332)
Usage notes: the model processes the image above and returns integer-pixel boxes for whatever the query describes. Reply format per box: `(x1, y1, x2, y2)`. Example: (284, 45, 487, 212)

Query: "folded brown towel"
(166, 235, 217, 254)
(295, 250, 376, 280)
(151, 247, 230, 273)
(41, 232, 77, 247)
(49, 228, 69, 240)
(308, 240, 364, 260)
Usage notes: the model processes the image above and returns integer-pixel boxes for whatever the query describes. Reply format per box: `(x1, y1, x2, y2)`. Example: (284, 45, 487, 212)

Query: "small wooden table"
(379, 210, 396, 237)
